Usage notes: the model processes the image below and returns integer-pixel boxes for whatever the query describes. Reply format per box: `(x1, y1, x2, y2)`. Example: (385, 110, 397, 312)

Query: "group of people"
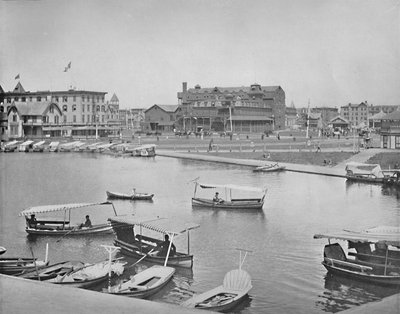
(26, 214, 92, 229)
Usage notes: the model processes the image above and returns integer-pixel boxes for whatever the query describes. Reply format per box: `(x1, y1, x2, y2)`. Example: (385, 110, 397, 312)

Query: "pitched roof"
(330, 115, 349, 124)
(187, 85, 281, 94)
(110, 93, 119, 102)
(13, 82, 25, 93)
(145, 104, 180, 113)
(381, 110, 400, 120)
(369, 111, 388, 120)
(10, 101, 59, 116)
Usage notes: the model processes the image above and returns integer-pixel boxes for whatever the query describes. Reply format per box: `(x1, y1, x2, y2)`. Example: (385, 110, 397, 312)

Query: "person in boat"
(213, 192, 224, 203)
(79, 215, 92, 229)
(27, 214, 37, 228)
(156, 234, 176, 257)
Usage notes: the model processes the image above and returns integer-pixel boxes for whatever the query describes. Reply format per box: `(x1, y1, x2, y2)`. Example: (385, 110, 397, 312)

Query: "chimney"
(182, 82, 187, 93)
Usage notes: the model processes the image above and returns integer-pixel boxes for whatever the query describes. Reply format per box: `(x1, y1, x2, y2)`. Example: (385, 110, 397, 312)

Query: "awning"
(20, 140, 34, 146)
(197, 183, 263, 193)
(134, 144, 157, 150)
(19, 202, 111, 216)
(109, 216, 200, 236)
(314, 226, 400, 247)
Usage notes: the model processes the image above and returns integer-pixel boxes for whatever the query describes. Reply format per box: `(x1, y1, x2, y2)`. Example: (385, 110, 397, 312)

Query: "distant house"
(380, 110, 400, 149)
(7, 101, 63, 139)
(368, 111, 387, 130)
(330, 116, 350, 130)
(144, 104, 181, 133)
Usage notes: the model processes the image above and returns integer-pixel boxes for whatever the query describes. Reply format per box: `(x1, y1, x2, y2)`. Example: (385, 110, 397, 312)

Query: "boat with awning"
(32, 141, 46, 152)
(3, 140, 19, 152)
(314, 226, 400, 285)
(18, 140, 34, 152)
(192, 182, 267, 210)
(132, 144, 156, 157)
(19, 202, 116, 236)
(109, 216, 200, 268)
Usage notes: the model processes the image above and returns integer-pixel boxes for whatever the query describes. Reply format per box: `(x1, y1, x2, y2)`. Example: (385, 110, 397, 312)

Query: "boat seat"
(222, 269, 252, 291)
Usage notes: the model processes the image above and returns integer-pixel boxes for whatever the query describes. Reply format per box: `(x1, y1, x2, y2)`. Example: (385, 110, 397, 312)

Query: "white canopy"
(345, 162, 384, 178)
(33, 141, 46, 147)
(5, 140, 19, 147)
(109, 216, 200, 236)
(20, 140, 34, 146)
(197, 182, 263, 193)
(314, 226, 400, 247)
(135, 144, 157, 150)
(19, 201, 111, 217)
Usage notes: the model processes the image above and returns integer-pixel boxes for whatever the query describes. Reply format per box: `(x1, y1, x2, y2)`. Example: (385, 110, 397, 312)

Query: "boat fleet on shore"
(0, 139, 156, 157)
(345, 162, 400, 187)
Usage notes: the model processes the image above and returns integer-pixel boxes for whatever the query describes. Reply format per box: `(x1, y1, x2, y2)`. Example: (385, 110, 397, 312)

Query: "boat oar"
(56, 227, 76, 243)
(126, 248, 156, 269)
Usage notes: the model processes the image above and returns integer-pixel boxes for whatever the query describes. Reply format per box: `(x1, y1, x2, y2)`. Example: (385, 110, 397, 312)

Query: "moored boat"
(18, 260, 85, 280)
(0, 256, 49, 275)
(345, 162, 386, 183)
(106, 189, 154, 201)
(253, 163, 286, 172)
(132, 144, 156, 157)
(18, 140, 34, 152)
(3, 140, 19, 152)
(19, 202, 117, 236)
(192, 181, 267, 210)
(32, 140, 46, 152)
(109, 216, 200, 268)
(182, 249, 252, 312)
(314, 226, 400, 286)
(48, 141, 60, 152)
(105, 265, 175, 298)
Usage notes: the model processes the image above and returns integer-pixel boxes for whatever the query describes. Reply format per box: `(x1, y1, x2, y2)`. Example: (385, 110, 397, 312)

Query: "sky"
(1, 0, 399, 109)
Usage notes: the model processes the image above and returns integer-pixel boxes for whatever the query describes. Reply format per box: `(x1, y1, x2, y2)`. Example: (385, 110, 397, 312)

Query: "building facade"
(380, 111, 400, 149)
(340, 102, 369, 127)
(144, 105, 181, 133)
(177, 82, 286, 133)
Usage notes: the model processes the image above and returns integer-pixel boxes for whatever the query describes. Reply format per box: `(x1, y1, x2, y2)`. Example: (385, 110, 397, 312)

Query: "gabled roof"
(110, 93, 119, 102)
(145, 104, 180, 113)
(187, 85, 282, 94)
(13, 82, 25, 93)
(381, 110, 400, 121)
(8, 101, 61, 116)
(369, 111, 388, 120)
(330, 115, 349, 124)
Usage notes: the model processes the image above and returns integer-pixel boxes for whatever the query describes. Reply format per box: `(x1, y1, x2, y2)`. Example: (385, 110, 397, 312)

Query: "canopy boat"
(345, 162, 386, 183)
(32, 140, 46, 152)
(48, 141, 60, 152)
(182, 249, 252, 312)
(46, 259, 125, 288)
(383, 171, 400, 187)
(73, 141, 88, 152)
(87, 142, 104, 152)
(106, 189, 154, 201)
(132, 144, 156, 157)
(18, 261, 85, 280)
(18, 140, 34, 152)
(95, 143, 116, 153)
(314, 226, 400, 286)
(106, 265, 175, 298)
(3, 140, 19, 152)
(19, 202, 117, 236)
(109, 216, 200, 268)
(59, 141, 82, 152)
(192, 182, 267, 210)
(253, 163, 286, 173)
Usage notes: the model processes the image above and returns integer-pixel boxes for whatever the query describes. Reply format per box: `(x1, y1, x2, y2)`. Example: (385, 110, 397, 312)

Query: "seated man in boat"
(213, 192, 224, 204)
(156, 234, 176, 257)
(26, 214, 37, 228)
(79, 215, 92, 229)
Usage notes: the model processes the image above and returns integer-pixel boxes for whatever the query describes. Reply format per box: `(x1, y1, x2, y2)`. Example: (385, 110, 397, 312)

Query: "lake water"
(1, 152, 399, 313)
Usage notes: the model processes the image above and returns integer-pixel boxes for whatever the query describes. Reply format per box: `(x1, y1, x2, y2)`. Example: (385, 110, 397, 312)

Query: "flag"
(15, 74, 20, 80)
(68, 61, 71, 69)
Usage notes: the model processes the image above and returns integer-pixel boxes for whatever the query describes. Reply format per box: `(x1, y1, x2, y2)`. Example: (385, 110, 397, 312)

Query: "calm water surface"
(1, 153, 400, 313)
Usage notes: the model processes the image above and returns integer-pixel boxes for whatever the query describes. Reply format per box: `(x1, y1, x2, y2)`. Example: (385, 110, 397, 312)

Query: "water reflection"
(381, 185, 400, 200)
(316, 273, 400, 313)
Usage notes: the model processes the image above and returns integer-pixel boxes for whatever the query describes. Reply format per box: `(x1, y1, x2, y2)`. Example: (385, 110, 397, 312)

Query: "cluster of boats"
(345, 162, 400, 187)
(0, 139, 156, 157)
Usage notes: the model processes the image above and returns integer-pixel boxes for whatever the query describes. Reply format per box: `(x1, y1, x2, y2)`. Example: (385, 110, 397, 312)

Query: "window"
(82, 104, 85, 112)
(73, 96, 76, 101)
(82, 96, 85, 102)
(42, 116, 47, 123)
(55, 96, 59, 102)
(37, 96, 41, 102)
(87, 115, 90, 122)
(63, 105, 68, 112)
(88, 96, 91, 102)
(87, 104, 90, 112)
(396, 136, 400, 149)
(13, 114, 17, 122)
(102, 115, 104, 122)
(21, 97, 26, 102)
(54, 116, 59, 124)
(101, 105, 105, 112)
(72, 104, 77, 111)
(97, 96, 99, 102)
(383, 135, 388, 148)
(170, 114, 173, 121)
(63, 96, 68, 102)
(7, 98, 11, 103)
(32, 116, 37, 123)
(63, 115, 67, 123)
(73, 115, 76, 123)
(14, 97, 19, 101)
(82, 115, 85, 123)
(29, 97, 32, 102)
(96, 105, 100, 112)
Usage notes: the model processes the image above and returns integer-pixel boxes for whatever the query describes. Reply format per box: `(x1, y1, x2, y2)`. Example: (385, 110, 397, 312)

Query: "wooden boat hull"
(192, 198, 263, 210)
(0, 258, 49, 275)
(18, 261, 85, 280)
(346, 175, 384, 184)
(114, 239, 194, 268)
(107, 265, 175, 298)
(106, 191, 154, 200)
(322, 261, 400, 286)
(253, 165, 286, 172)
(25, 223, 112, 236)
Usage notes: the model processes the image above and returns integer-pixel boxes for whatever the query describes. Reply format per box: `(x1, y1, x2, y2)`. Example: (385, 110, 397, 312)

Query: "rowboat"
(59, 141, 82, 152)
(86, 142, 103, 152)
(314, 226, 400, 286)
(48, 141, 60, 152)
(19, 202, 117, 236)
(18, 261, 85, 280)
(253, 163, 286, 172)
(132, 144, 156, 157)
(18, 140, 34, 152)
(106, 189, 154, 201)
(3, 140, 19, 152)
(192, 182, 267, 210)
(182, 249, 252, 312)
(0, 258, 49, 275)
(46, 259, 125, 288)
(32, 141, 46, 152)
(109, 216, 200, 268)
(106, 265, 175, 298)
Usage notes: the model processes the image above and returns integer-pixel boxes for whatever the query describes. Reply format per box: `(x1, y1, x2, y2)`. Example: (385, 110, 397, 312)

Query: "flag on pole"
(15, 74, 20, 80)
(63, 61, 71, 72)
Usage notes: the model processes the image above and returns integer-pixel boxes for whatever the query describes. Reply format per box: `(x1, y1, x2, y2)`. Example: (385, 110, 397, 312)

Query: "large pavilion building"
(177, 82, 286, 133)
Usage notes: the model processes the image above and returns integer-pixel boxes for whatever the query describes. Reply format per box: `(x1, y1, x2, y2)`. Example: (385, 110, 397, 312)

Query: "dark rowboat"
(106, 190, 154, 201)
(0, 257, 49, 275)
(253, 163, 286, 172)
(18, 261, 85, 280)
